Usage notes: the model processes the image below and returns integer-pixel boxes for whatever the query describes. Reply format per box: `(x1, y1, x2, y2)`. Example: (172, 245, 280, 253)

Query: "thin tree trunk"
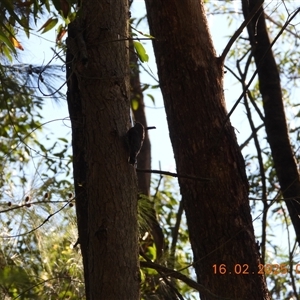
(66, 0, 140, 298)
(145, 0, 269, 298)
(130, 40, 151, 195)
(242, 0, 300, 246)
(129, 40, 165, 260)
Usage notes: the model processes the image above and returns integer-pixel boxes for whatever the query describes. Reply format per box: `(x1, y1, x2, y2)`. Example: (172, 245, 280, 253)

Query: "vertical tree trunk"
(129, 40, 165, 259)
(242, 0, 300, 246)
(129, 39, 151, 195)
(66, 0, 140, 298)
(145, 0, 269, 298)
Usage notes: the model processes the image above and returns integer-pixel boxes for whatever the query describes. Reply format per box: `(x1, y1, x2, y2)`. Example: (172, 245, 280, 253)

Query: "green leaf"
(1, 0, 29, 29)
(38, 17, 58, 34)
(0, 30, 16, 54)
(143, 33, 154, 39)
(58, 137, 69, 143)
(131, 98, 139, 110)
(146, 93, 155, 105)
(133, 41, 149, 63)
(44, 0, 51, 12)
(21, 16, 30, 38)
(2, 45, 13, 62)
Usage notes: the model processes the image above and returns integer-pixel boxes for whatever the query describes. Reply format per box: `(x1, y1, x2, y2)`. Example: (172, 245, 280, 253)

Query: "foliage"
(0, 200, 84, 299)
(0, 1, 77, 299)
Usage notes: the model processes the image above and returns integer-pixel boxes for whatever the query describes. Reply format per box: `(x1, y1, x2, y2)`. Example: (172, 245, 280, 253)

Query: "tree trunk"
(145, 0, 269, 298)
(66, 0, 140, 298)
(129, 40, 152, 195)
(129, 39, 165, 260)
(242, 0, 300, 247)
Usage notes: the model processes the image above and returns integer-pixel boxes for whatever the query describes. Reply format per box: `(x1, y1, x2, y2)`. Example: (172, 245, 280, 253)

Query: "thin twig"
(220, 7, 300, 138)
(265, 13, 300, 40)
(239, 123, 264, 150)
(169, 199, 184, 270)
(220, 1, 264, 63)
(0, 200, 72, 238)
(136, 169, 212, 182)
(139, 250, 184, 300)
(140, 260, 233, 299)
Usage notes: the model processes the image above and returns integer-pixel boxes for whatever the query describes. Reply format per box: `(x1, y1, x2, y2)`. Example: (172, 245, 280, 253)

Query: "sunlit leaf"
(143, 33, 154, 39)
(58, 137, 69, 143)
(146, 93, 155, 105)
(131, 26, 154, 39)
(11, 36, 24, 51)
(131, 98, 139, 110)
(0, 30, 16, 54)
(56, 25, 67, 42)
(38, 17, 58, 33)
(2, 45, 13, 61)
(133, 41, 149, 63)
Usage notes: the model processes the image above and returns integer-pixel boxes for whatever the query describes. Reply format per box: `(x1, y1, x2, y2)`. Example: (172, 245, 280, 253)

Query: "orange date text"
(212, 263, 300, 275)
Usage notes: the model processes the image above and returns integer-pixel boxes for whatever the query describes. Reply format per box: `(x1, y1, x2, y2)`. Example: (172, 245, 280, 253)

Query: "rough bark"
(145, 0, 269, 299)
(242, 0, 300, 246)
(66, 1, 139, 298)
(66, 32, 90, 294)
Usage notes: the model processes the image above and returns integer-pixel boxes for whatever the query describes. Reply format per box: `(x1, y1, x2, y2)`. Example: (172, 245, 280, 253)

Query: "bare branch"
(140, 260, 232, 299)
(220, 1, 264, 63)
(136, 169, 212, 182)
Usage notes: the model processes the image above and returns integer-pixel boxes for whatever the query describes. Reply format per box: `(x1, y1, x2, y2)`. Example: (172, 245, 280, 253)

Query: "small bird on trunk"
(127, 122, 145, 165)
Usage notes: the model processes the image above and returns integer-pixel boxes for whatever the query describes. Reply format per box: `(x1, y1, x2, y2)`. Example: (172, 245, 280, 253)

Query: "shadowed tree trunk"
(66, 0, 140, 298)
(129, 39, 165, 260)
(145, 0, 269, 298)
(242, 0, 300, 247)
(130, 40, 151, 194)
